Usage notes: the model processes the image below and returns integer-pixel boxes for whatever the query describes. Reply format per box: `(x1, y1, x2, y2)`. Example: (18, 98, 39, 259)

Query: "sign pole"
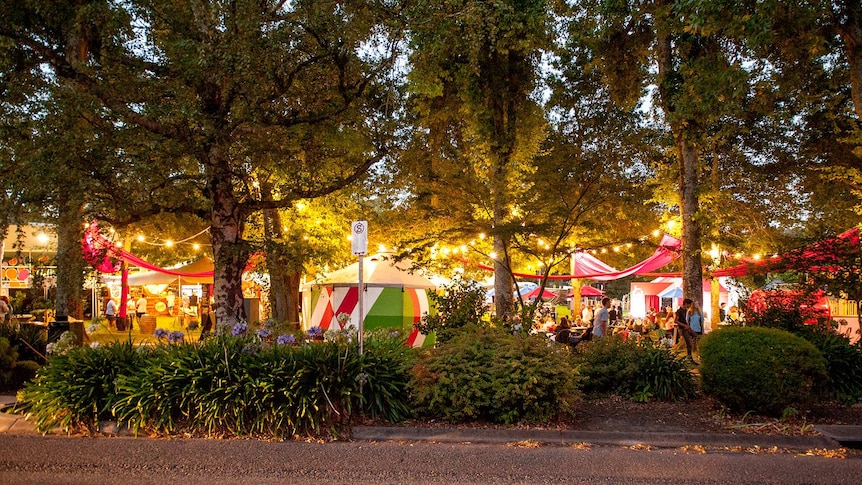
(351, 221, 368, 354)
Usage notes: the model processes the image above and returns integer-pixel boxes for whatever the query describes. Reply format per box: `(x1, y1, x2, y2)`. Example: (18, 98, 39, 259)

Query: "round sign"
(353, 222, 365, 234)
(155, 301, 167, 313)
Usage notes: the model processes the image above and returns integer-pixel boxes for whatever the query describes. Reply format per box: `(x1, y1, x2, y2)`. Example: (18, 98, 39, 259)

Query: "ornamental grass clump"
(409, 325, 579, 424)
(18, 340, 150, 433)
(20, 327, 415, 438)
(699, 326, 828, 416)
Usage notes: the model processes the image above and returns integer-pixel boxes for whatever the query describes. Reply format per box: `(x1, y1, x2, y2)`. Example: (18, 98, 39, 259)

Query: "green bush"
(418, 279, 487, 343)
(18, 341, 148, 432)
(0, 322, 47, 364)
(574, 336, 697, 402)
(699, 327, 829, 416)
(796, 326, 862, 404)
(409, 326, 579, 424)
(0, 337, 39, 391)
(17, 330, 415, 438)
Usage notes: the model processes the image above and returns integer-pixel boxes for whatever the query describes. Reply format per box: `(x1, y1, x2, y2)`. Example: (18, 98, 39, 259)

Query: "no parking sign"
(351, 221, 368, 255)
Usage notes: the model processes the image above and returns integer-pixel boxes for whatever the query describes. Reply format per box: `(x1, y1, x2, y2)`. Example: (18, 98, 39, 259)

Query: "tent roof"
(523, 288, 558, 300)
(106, 258, 214, 285)
(565, 285, 605, 298)
(303, 253, 438, 290)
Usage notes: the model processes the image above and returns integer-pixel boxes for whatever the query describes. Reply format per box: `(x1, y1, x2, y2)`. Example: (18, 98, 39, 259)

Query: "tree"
(1, 1, 404, 325)
(404, 0, 555, 318)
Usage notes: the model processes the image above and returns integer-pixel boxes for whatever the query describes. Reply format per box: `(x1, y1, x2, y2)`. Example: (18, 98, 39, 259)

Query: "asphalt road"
(1, 435, 860, 484)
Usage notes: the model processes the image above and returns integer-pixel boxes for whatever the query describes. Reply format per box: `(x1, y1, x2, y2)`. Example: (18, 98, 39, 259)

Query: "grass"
(86, 315, 203, 346)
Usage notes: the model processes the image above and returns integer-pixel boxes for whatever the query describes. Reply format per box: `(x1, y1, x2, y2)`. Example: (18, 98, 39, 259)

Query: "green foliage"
(796, 326, 862, 404)
(18, 341, 147, 433)
(409, 327, 579, 424)
(418, 279, 488, 343)
(699, 327, 829, 416)
(0, 337, 38, 391)
(20, 332, 415, 438)
(744, 293, 862, 404)
(573, 337, 697, 402)
(0, 322, 47, 364)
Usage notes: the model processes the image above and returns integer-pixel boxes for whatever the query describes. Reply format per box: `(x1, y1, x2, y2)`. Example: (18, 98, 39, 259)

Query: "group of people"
(103, 294, 150, 330)
(532, 296, 706, 362)
(102, 289, 202, 330)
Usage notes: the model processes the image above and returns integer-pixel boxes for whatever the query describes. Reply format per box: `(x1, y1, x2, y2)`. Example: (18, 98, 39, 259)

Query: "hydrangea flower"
(276, 334, 296, 346)
(154, 328, 168, 339)
(232, 323, 248, 336)
(167, 330, 185, 343)
(307, 326, 323, 338)
(256, 328, 272, 339)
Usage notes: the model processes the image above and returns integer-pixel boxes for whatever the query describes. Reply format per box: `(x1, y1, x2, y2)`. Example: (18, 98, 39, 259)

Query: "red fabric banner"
(458, 234, 682, 280)
(82, 222, 214, 277)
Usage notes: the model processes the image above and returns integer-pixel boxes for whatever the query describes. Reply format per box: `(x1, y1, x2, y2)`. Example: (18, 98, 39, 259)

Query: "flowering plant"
(276, 334, 296, 346)
(307, 326, 324, 339)
(336, 312, 350, 327)
(46, 331, 76, 356)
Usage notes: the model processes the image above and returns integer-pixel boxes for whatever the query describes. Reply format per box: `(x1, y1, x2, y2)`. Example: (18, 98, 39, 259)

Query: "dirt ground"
(566, 396, 862, 435)
(392, 396, 862, 436)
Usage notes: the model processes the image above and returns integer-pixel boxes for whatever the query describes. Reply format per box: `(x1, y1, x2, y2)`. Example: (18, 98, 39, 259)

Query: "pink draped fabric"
(119, 266, 129, 318)
(458, 234, 682, 280)
(82, 222, 214, 278)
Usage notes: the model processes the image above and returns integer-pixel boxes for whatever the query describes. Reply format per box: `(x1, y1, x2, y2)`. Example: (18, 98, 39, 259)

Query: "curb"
(0, 412, 854, 450)
(351, 426, 841, 451)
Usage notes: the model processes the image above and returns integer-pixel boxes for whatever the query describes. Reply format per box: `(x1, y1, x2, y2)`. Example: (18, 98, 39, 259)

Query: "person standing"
(592, 297, 611, 338)
(674, 298, 697, 363)
(0, 295, 10, 324)
(166, 289, 176, 316)
(189, 291, 199, 317)
(719, 302, 727, 323)
(136, 294, 148, 323)
(581, 304, 593, 326)
(105, 297, 118, 329)
(126, 299, 137, 328)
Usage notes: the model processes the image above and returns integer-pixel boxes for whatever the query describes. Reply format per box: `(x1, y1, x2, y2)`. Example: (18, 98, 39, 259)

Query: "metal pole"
(358, 254, 364, 355)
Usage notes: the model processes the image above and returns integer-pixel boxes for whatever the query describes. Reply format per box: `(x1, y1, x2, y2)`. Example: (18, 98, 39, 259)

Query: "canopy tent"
(523, 287, 559, 300)
(301, 253, 439, 347)
(104, 258, 215, 286)
(565, 285, 605, 298)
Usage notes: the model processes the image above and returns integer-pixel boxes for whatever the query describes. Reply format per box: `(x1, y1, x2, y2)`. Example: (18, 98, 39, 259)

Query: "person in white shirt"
(105, 298, 118, 329)
(136, 295, 148, 322)
(592, 297, 611, 338)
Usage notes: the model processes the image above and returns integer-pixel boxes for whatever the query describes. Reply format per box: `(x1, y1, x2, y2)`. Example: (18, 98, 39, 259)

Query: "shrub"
(18, 341, 148, 432)
(0, 322, 47, 364)
(0, 337, 39, 391)
(18, 332, 414, 437)
(796, 326, 862, 404)
(409, 326, 579, 424)
(574, 336, 697, 402)
(699, 327, 828, 416)
(418, 279, 487, 343)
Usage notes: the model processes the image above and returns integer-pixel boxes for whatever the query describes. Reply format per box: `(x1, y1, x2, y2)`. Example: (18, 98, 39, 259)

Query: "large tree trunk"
(656, 31, 704, 306)
(54, 198, 85, 320)
(208, 149, 249, 327)
(262, 200, 301, 327)
(677, 135, 704, 306)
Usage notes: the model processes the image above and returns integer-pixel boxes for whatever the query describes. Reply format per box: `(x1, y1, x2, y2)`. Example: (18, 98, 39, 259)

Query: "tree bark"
(656, 30, 704, 306)
(54, 198, 85, 320)
(261, 196, 301, 327)
(208, 147, 248, 327)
